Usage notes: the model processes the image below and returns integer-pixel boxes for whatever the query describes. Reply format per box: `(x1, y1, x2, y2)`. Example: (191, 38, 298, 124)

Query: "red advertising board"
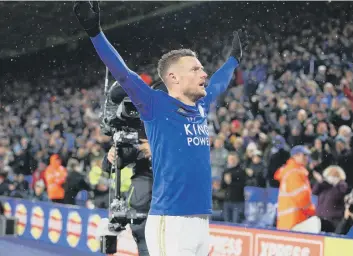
(209, 224, 324, 256)
(209, 225, 253, 255)
(112, 224, 325, 256)
(254, 229, 324, 256)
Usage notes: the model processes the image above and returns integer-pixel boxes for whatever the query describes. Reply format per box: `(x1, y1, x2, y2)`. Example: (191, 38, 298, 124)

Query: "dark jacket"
(267, 149, 290, 188)
(246, 162, 266, 188)
(221, 165, 246, 203)
(312, 181, 349, 221)
(335, 217, 353, 235)
(0, 180, 10, 196)
(334, 150, 353, 188)
(13, 180, 29, 192)
(128, 173, 153, 213)
(29, 191, 50, 202)
(10, 150, 36, 176)
(94, 190, 110, 209)
(63, 171, 92, 205)
(311, 149, 334, 174)
(0, 201, 4, 215)
(102, 147, 152, 210)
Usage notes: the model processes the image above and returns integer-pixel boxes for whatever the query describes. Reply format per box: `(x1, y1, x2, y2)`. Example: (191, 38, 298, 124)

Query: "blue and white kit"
(91, 32, 239, 255)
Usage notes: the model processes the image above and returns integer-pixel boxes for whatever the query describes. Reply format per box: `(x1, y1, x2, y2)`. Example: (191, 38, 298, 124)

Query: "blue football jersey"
(91, 32, 239, 215)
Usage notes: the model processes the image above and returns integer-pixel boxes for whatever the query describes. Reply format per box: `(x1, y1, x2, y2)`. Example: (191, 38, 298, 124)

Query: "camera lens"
(123, 101, 139, 118)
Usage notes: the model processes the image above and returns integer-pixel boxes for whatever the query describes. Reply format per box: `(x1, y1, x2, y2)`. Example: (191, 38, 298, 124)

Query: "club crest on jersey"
(198, 105, 205, 117)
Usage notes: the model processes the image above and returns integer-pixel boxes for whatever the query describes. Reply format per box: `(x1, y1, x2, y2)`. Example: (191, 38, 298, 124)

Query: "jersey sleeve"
(91, 32, 155, 120)
(204, 57, 239, 110)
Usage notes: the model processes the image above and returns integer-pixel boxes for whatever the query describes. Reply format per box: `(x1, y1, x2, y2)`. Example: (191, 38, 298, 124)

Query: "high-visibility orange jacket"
(274, 158, 316, 230)
(44, 154, 67, 200)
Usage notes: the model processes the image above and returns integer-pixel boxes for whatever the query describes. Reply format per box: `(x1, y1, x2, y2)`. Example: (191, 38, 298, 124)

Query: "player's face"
(176, 56, 208, 101)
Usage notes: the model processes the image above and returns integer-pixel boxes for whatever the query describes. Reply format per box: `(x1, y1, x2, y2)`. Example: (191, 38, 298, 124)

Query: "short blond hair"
(157, 49, 197, 80)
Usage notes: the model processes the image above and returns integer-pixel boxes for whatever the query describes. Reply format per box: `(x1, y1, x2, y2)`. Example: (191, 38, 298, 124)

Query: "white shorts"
(145, 215, 209, 256)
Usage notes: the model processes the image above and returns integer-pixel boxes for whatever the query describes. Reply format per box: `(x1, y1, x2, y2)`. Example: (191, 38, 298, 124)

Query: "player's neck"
(169, 92, 196, 106)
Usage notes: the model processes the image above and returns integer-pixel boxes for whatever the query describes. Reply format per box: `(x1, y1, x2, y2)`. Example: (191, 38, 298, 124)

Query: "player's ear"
(167, 72, 178, 84)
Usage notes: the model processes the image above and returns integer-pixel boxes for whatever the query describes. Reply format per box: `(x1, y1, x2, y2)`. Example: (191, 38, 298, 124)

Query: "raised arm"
(205, 57, 239, 105)
(74, 1, 154, 120)
(90, 33, 154, 119)
(204, 31, 248, 108)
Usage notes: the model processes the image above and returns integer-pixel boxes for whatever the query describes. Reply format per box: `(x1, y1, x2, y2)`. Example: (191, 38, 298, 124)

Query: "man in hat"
(274, 145, 316, 230)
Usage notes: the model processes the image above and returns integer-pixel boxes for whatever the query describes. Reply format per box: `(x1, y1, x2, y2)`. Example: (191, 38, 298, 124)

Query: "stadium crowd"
(1, 2, 353, 234)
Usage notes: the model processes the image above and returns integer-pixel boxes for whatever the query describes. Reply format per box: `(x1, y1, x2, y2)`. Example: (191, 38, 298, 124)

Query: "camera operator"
(102, 127, 152, 256)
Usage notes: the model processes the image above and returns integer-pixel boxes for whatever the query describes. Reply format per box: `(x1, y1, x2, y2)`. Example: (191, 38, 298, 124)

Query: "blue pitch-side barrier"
(0, 196, 107, 254)
(240, 187, 317, 226)
(0, 236, 98, 256)
(0, 187, 327, 255)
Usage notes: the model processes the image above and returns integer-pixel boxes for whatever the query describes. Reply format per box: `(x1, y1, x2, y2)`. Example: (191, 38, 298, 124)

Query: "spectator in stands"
(0, 172, 10, 196)
(94, 177, 110, 209)
(335, 189, 353, 235)
(44, 154, 67, 203)
(287, 125, 303, 148)
(9, 137, 36, 176)
(267, 135, 290, 188)
(221, 152, 246, 223)
(245, 150, 266, 188)
(75, 147, 91, 173)
(332, 136, 353, 186)
(243, 142, 257, 167)
(10, 174, 29, 198)
(0, 201, 3, 215)
(88, 158, 105, 187)
(31, 161, 47, 190)
(231, 137, 245, 160)
(211, 137, 229, 178)
(7, 181, 24, 199)
(212, 177, 224, 213)
(63, 158, 92, 205)
(29, 180, 49, 202)
(310, 138, 334, 174)
(312, 165, 349, 232)
(275, 146, 316, 230)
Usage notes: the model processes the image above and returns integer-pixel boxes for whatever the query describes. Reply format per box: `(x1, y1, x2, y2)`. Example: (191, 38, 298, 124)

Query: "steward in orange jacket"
(274, 145, 316, 230)
(44, 154, 67, 203)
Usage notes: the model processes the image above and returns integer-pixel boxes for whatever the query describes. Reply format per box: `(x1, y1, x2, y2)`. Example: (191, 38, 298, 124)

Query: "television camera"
(97, 68, 147, 254)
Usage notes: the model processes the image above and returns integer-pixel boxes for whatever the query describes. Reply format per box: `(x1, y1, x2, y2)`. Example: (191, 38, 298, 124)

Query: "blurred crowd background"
(1, 1, 353, 234)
